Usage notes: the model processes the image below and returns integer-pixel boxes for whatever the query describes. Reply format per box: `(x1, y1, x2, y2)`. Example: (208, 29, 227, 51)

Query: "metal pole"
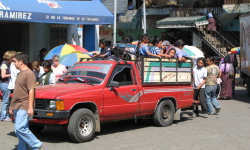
(143, 0, 147, 34)
(113, 0, 117, 46)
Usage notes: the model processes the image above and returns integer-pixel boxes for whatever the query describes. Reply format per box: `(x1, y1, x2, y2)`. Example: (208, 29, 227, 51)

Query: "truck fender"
(154, 97, 180, 121)
(69, 102, 101, 132)
(154, 97, 178, 113)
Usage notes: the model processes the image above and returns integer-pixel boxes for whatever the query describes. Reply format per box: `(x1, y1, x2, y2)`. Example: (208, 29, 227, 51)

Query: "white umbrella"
(183, 45, 204, 59)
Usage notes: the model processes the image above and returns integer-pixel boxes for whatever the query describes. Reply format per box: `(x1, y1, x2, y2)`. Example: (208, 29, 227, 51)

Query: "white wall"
(29, 23, 50, 61)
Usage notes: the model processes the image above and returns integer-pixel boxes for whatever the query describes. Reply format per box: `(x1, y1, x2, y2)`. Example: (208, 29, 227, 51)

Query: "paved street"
(0, 87, 250, 150)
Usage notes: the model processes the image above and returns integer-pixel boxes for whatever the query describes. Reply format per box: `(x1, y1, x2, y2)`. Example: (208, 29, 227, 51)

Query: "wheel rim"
(161, 105, 171, 121)
(78, 116, 93, 137)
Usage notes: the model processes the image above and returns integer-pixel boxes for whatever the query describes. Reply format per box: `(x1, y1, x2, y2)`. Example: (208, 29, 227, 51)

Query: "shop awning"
(0, 0, 113, 24)
(156, 16, 208, 28)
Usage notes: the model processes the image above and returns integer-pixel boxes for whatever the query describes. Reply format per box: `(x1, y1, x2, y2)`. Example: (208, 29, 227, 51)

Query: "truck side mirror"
(109, 81, 119, 91)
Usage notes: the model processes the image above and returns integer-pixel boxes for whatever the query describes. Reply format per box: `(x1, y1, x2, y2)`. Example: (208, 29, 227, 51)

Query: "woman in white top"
(39, 60, 56, 85)
(51, 55, 67, 81)
(8, 51, 20, 92)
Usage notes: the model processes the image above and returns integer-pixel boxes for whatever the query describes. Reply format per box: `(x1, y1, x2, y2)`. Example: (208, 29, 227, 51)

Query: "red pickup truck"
(31, 58, 194, 142)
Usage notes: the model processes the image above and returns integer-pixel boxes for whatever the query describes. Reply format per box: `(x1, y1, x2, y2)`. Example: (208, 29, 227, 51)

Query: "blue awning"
(0, 0, 113, 24)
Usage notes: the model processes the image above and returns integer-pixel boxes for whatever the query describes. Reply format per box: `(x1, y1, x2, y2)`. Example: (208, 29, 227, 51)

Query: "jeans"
(205, 85, 221, 114)
(14, 109, 42, 150)
(193, 88, 208, 113)
(0, 82, 10, 120)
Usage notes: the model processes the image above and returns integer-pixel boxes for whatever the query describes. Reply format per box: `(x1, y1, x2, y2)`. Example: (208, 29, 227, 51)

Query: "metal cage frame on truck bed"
(80, 45, 193, 86)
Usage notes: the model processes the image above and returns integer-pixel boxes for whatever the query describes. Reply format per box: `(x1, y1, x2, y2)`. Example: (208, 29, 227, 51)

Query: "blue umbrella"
(59, 53, 91, 67)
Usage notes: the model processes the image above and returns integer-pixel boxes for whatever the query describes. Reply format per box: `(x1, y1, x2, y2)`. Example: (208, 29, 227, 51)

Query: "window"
(110, 65, 133, 86)
(49, 24, 67, 49)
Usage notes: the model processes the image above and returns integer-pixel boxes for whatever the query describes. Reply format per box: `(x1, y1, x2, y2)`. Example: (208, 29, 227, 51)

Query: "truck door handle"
(131, 89, 136, 92)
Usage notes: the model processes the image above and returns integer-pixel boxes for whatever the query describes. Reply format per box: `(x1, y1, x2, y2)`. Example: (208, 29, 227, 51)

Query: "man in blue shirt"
(139, 35, 161, 58)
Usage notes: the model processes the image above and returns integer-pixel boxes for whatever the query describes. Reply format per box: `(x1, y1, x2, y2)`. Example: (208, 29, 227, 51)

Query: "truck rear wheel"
(67, 108, 96, 143)
(154, 100, 175, 127)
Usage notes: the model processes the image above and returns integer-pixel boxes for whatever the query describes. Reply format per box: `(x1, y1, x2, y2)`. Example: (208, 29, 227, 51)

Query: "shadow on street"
(8, 112, 195, 144)
(231, 87, 250, 104)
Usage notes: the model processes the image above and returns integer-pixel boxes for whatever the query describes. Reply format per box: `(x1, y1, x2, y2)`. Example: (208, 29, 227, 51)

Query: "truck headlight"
(49, 100, 56, 110)
(49, 100, 64, 111)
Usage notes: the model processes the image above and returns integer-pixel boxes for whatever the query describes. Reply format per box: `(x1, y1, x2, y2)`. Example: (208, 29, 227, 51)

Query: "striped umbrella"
(44, 43, 88, 60)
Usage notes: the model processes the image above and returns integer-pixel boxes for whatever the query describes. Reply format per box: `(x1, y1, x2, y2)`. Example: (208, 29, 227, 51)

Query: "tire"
(30, 124, 45, 134)
(67, 108, 96, 143)
(154, 100, 175, 127)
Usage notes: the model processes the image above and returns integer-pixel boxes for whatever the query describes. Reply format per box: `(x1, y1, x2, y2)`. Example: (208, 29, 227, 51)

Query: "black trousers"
(193, 88, 208, 114)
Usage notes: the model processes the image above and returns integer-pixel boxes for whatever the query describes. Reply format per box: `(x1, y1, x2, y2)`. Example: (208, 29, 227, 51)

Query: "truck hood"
(35, 83, 101, 99)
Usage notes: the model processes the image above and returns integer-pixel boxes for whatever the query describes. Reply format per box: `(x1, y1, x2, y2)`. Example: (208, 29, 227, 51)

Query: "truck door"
(103, 64, 140, 120)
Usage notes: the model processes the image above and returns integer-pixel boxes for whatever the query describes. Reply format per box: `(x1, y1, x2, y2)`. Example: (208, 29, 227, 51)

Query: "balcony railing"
(224, 0, 250, 4)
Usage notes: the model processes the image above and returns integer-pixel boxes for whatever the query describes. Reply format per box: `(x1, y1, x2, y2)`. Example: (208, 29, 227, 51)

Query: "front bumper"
(34, 109, 70, 120)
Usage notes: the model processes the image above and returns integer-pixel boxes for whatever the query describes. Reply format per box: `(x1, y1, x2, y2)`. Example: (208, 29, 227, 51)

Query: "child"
(39, 60, 56, 85)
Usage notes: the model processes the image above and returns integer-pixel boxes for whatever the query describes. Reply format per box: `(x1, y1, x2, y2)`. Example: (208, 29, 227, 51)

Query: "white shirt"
(193, 66, 207, 89)
(34, 66, 45, 80)
(8, 63, 20, 90)
(52, 64, 67, 81)
(38, 66, 45, 78)
(40, 72, 56, 85)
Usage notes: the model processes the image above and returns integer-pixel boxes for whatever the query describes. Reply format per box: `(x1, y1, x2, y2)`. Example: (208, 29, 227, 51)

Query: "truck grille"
(35, 99, 50, 110)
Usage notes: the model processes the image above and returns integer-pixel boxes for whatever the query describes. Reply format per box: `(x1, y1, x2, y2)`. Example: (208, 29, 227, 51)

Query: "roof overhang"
(156, 16, 208, 28)
(0, 0, 113, 24)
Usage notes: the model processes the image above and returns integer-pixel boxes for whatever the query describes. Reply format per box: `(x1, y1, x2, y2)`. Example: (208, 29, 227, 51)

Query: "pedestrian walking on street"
(193, 57, 208, 116)
(205, 57, 221, 115)
(227, 51, 238, 96)
(9, 53, 42, 150)
(0, 51, 14, 121)
(219, 55, 234, 99)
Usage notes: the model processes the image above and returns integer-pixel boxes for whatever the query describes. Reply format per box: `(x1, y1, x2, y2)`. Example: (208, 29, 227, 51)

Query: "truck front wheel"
(154, 100, 175, 127)
(67, 108, 96, 143)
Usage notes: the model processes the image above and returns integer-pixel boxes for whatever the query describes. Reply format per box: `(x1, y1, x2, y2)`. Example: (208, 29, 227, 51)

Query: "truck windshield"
(59, 63, 112, 84)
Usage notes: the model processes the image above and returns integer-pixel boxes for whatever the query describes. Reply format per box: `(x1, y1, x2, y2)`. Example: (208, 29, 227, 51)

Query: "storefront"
(0, 0, 113, 60)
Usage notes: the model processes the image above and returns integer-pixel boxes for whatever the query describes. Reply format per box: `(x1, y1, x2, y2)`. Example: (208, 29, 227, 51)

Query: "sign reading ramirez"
(0, 11, 32, 20)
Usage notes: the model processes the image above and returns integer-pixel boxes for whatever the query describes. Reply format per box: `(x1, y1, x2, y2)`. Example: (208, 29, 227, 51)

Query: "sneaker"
(4, 118, 12, 122)
(215, 108, 221, 114)
(208, 112, 215, 115)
